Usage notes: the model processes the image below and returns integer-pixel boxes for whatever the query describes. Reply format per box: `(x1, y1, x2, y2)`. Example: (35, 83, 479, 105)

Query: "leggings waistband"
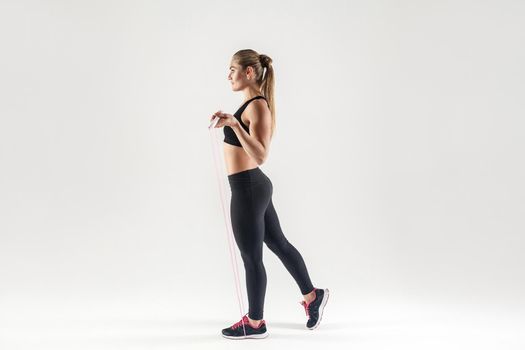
(228, 167, 268, 186)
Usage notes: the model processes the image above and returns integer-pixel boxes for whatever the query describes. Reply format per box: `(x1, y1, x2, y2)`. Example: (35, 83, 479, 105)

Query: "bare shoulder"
(244, 99, 271, 124)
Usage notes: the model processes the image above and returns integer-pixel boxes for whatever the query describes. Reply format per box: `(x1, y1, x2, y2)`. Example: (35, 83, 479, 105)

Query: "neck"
(242, 87, 262, 102)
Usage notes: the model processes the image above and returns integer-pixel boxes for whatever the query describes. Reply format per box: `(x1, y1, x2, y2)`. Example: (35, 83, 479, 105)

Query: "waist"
(223, 143, 259, 175)
(228, 167, 269, 185)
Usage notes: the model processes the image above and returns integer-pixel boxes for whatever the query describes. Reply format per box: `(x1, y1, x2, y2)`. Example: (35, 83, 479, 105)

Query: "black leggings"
(228, 167, 315, 320)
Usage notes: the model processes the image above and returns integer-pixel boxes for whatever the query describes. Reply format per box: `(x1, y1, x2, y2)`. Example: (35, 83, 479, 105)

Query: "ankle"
(303, 288, 316, 303)
(248, 317, 262, 326)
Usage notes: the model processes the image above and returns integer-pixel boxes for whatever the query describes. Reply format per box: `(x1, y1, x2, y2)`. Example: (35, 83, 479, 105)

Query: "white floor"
(1, 295, 523, 350)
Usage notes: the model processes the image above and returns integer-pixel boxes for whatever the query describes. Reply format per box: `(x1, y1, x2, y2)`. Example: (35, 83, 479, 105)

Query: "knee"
(240, 251, 264, 269)
(265, 238, 291, 255)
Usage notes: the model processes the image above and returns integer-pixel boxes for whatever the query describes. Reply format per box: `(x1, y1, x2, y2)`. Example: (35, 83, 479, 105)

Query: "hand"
(210, 110, 238, 128)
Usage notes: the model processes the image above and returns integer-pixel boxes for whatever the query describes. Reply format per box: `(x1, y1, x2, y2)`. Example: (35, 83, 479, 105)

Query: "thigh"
(230, 187, 266, 259)
(263, 197, 290, 249)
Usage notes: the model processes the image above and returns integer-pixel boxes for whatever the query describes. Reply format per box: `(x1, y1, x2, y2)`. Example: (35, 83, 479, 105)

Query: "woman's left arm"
(232, 101, 272, 165)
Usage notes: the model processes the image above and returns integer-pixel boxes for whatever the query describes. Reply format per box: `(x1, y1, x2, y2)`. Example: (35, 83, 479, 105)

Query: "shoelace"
(231, 315, 249, 330)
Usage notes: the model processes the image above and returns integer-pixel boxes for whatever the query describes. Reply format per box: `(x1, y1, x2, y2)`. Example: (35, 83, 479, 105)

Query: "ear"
(246, 66, 255, 79)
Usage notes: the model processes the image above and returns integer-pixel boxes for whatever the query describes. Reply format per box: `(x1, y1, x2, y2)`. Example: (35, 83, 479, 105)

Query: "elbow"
(256, 153, 267, 166)
(255, 144, 269, 166)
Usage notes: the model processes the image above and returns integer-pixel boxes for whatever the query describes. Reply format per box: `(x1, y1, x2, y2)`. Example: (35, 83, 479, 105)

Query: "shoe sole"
(221, 332, 269, 340)
(307, 288, 330, 330)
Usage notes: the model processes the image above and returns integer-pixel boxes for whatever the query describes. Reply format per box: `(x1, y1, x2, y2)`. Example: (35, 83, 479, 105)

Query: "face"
(228, 61, 253, 91)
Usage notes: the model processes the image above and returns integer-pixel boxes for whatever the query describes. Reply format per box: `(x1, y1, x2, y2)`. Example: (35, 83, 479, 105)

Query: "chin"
(231, 82, 241, 91)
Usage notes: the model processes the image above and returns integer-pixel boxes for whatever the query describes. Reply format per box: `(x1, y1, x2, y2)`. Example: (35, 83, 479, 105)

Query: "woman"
(210, 49, 330, 339)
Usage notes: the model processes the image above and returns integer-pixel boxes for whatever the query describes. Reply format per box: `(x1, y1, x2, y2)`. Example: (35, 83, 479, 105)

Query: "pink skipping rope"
(208, 119, 248, 336)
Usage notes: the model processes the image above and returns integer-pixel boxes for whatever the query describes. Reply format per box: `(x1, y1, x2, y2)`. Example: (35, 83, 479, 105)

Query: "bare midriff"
(223, 142, 258, 176)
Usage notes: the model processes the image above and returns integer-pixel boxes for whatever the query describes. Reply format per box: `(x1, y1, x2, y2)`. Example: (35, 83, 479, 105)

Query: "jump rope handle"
(208, 115, 220, 129)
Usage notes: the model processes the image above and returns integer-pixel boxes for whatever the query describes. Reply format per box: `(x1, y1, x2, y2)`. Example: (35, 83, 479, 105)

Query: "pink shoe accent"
(231, 314, 266, 330)
(300, 288, 317, 317)
(231, 315, 249, 330)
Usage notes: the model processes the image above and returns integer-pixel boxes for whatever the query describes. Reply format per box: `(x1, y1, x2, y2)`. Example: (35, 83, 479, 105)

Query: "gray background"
(0, 0, 524, 349)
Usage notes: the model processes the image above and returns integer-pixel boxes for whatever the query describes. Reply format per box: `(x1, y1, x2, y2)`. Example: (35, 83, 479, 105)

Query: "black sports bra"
(223, 95, 268, 147)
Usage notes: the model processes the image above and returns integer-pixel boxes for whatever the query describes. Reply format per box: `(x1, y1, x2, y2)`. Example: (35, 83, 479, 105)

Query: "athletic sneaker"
(221, 313, 269, 339)
(299, 288, 330, 329)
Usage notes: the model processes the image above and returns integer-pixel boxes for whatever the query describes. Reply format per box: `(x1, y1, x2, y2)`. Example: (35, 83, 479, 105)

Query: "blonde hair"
(232, 49, 276, 138)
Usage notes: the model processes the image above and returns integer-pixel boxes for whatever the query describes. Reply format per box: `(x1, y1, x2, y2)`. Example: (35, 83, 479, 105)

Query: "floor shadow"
(268, 321, 349, 331)
(266, 321, 304, 330)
